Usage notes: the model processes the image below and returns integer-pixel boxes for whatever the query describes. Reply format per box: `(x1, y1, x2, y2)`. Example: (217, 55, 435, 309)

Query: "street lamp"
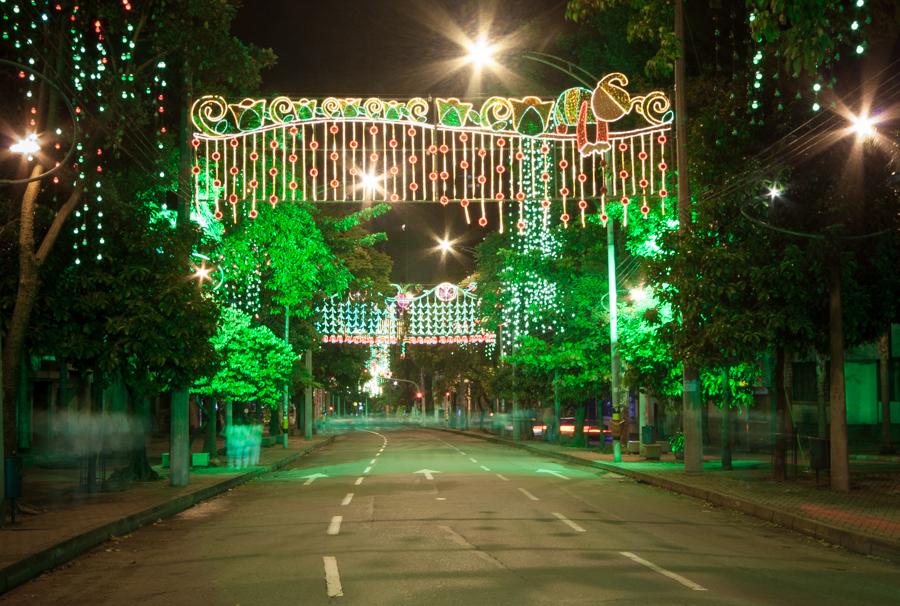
(849, 111, 877, 140)
(9, 133, 40, 155)
(465, 36, 496, 70)
(461, 46, 629, 429)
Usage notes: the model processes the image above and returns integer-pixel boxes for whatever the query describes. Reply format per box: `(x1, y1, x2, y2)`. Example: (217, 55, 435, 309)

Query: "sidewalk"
(441, 428, 900, 562)
(0, 434, 334, 594)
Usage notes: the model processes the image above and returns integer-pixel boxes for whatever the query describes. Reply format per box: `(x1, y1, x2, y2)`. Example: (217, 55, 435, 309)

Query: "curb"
(0, 436, 335, 595)
(436, 428, 900, 563)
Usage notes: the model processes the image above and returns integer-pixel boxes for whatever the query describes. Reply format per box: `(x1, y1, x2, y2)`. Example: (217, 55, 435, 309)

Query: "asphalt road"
(2, 428, 898, 605)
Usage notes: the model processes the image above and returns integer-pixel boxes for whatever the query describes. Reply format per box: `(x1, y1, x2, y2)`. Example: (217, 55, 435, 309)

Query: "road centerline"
(323, 556, 344, 597)
(341, 493, 354, 506)
(355, 476, 364, 485)
(619, 551, 708, 592)
(327, 515, 343, 536)
(552, 512, 586, 533)
(518, 487, 540, 501)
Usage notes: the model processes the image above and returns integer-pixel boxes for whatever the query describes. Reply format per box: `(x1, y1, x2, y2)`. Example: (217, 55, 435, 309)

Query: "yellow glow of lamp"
(849, 112, 877, 139)
(465, 36, 495, 69)
(10, 133, 40, 155)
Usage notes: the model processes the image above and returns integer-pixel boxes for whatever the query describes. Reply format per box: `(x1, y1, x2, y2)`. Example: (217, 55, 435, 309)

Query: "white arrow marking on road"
(415, 469, 441, 481)
(303, 473, 328, 486)
(341, 493, 354, 506)
(327, 515, 343, 535)
(619, 551, 707, 591)
(537, 469, 570, 480)
(323, 556, 344, 597)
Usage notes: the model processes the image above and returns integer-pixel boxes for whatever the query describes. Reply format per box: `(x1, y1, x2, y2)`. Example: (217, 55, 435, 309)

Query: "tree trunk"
(553, 370, 561, 444)
(128, 395, 159, 481)
(816, 351, 827, 439)
(573, 401, 587, 448)
(774, 347, 788, 481)
(878, 332, 894, 454)
(204, 398, 217, 458)
(828, 255, 850, 492)
(268, 405, 280, 437)
(3, 171, 82, 456)
(721, 367, 733, 470)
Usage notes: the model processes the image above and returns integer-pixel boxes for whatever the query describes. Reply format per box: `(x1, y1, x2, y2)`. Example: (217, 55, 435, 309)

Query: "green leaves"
(194, 306, 295, 408)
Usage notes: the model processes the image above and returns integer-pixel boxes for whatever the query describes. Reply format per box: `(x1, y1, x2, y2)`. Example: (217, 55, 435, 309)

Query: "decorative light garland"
(315, 282, 495, 345)
(1, 0, 172, 265)
(190, 75, 672, 230)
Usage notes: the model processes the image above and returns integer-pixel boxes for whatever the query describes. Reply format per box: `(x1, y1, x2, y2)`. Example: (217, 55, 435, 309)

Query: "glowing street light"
(438, 237, 453, 254)
(9, 133, 39, 155)
(465, 36, 495, 69)
(849, 111, 877, 140)
(767, 185, 782, 200)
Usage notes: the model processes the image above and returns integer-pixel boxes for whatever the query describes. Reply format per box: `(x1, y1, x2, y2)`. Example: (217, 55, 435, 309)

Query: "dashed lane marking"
(341, 493, 354, 506)
(355, 477, 364, 486)
(552, 512, 586, 533)
(619, 551, 708, 591)
(496, 474, 510, 481)
(518, 487, 539, 501)
(323, 556, 343, 597)
(327, 515, 343, 536)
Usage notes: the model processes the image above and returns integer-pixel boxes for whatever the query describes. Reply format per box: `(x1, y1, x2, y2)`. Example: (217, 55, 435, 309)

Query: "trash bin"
(4, 455, 22, 499)
(641, 425, 655, 444)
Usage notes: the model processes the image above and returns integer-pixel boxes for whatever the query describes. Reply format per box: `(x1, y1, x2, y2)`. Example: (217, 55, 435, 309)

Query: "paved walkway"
(0, 434, 333, 593)
(445, 429, 900, 561)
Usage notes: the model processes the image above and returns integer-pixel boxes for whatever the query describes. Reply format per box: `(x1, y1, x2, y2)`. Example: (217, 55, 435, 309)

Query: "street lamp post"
(462, 46, 629, 441)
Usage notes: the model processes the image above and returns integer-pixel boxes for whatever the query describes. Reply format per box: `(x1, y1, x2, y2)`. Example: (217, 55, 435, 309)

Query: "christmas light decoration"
(314, 282, 494, 346)
(498, 137, 562, 351)
(190, 76, 672, 229)
(1, 0, 173, 264)
(393, 282, 495, 345)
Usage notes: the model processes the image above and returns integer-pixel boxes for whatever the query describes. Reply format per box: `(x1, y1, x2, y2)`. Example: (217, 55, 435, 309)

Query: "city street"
(1, 429, 897, 605)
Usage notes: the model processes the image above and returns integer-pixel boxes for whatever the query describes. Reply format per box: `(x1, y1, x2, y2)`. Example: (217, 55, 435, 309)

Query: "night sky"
(232, 0, 569, 284)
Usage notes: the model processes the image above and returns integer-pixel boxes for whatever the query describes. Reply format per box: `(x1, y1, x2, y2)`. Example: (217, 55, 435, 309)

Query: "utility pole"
(304, 349, 313, 440)
(512, 364, 521, 441)
(828, 252, 849, 491)
(282, 305, 290, 448)
(675, 0, 703, 474)
(607, 220, 622, 425)
(1, 332, 6, 526)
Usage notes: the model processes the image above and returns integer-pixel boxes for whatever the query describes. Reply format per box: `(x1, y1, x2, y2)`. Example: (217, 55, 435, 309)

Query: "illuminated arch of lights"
(315, 282, 495, 346)
(190, 75, 673, 229)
